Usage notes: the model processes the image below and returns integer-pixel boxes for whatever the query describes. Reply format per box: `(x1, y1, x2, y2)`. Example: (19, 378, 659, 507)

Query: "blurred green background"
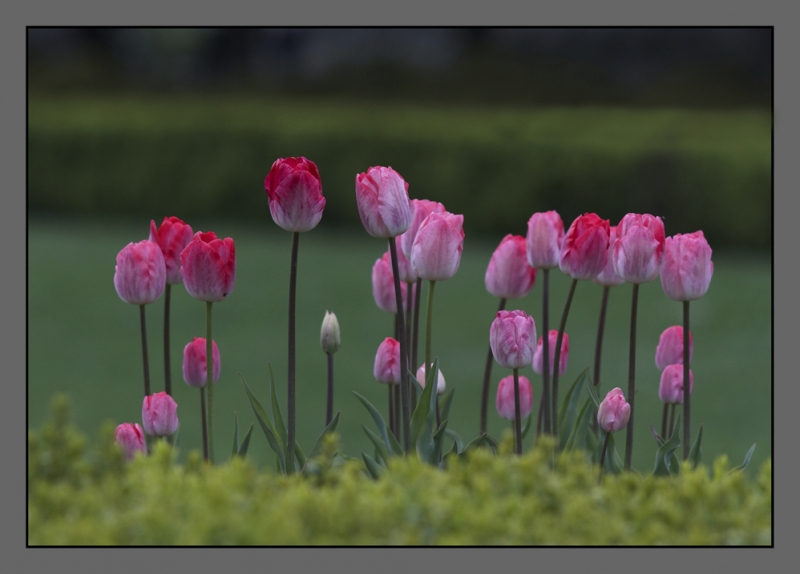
(28, 28, 771, 474)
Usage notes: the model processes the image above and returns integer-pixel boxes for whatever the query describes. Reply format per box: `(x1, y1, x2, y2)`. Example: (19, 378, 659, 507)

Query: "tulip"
(416, 363, 446, 395)
(496, 374, 533, 421)
(374, 338, 401, 385)
(182, 337, 221, 387)
(533, 330, 569, 377)
(114, 423, 147, 460)
(526, 211, 564, 270)
(142, 392, 179, 437)
(655, 326, 693, 371)
(372, 252, 409, 314)
(355, 166, 412, 239)
(400, 199, 446, 258)
(597, 388, 631, 433)
(593, 226, 625, 288)
(559, 213, 611, 281)
(612, 213, 665, 284)
(180, 231, 236, 303)
(114, 240, 167, 306)
(659, 364, 694, 405)
(660, 231, 714, 302)
(485, 234, 537, 300)
(394, 236, 416, 284)
(321, 311, 340, 426)
(410, 211, 465, 282)
(490, 310, 536, 370)
(150, 216, 194, 396)
(264, 156, 326, 233)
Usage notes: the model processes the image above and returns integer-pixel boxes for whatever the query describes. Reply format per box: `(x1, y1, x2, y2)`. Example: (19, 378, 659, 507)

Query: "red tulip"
(182, 337, 221, 387)
(149, 217, 194, 285)
(658, 364, 694, 404)
(490, 310, 536, 370)
(526, 211, 564, 270)
(495, 375, 533, 421)
(410, 211, 465, 281)
(597, 388, 631, 433)
(593, 226, 625, 287)
(142, 392, 179, 437)
(355, 166, 412, 238)
(559, 213, 611, 280)
(485, 234, 537, 299)
(400, 199, 446, 259)
(372, 252, 409, 313)
(264, 157, 326, 232)
(416, 363, 446, 395)
(660, 231, 714, 301)
(612, 213, 665, 284)
(114, 423, 147, 460)
(533, 330, 569, 377)
(114, 240, 166, 305)
(655, 326, 693, 371)
(374, 337, 401, 385)
(180, 231, 236, 302)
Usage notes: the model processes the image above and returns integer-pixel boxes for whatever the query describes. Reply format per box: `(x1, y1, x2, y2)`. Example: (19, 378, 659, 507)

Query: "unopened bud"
(320, 311, 341, 355)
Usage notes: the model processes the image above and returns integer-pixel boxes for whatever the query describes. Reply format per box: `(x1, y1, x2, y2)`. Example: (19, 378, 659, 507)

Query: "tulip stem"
(552, 277, 578, 440)
(287, 231, 299, 472)
(205, 301, 215, 464)
(163, 284, 172, 396)
(683, 301, 691, 460)
(394, 384, 401, 441)
(535, 396, 544, 439)
(407, 281, 416, 413)
(326, 353, 334, 427)
(199, 387, 209, 461)
(388, 238, 411, 453)
(139, 304, 151, 397)
(598, 431, 610, 483)
(425, 280, 436, 378)
(668, 404, 676, 439)
(388, 383, 394, 437)
(411, 277, 422, 410)
(624, 283, 639, 472)
(513, 368, 522, 455)
(541, 269, 551, 435)
(480, 298, 506, 435)
(591, 286, 610, 435)
(660, 403, 669, 441)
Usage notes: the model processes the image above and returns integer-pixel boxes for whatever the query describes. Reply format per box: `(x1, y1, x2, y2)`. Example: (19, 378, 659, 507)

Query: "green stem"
(206, 301, 215, 464)
(598, 431, 610, 483)
(480, 297, 506, 434)
(139, 304, 151, 397)
(425, 280, 437, 379)
(388, 238, 411, 453)
(551, 277, 578, 440)
(199, 387, 208, 461)
(412, 278, 422, 392)
(287, 231, 299, 472)
(669, 404, 676, 439)
(388, 383, 394, 437)
(661, 403, 669, 441)
(541, 269, 552, 434)
(591, 286, 610, 435)
(513, 368, 522, 455)
(683, 301, 691, 460)
(326, 353, 334, 427)
(163, 284, 172, 396)
(624, 283, 639, 472)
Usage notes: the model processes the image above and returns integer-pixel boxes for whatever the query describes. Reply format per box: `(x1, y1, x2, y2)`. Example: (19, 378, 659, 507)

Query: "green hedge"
(28, 397, 771, 545)
(28, 97, 771, 248)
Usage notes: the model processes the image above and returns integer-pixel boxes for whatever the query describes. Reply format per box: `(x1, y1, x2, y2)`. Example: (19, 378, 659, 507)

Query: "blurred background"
(28, 28, 771, 473)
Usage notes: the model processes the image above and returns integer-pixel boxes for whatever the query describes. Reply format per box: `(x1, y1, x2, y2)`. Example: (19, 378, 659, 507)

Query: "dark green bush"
(28, 97, 770, 248)
(28, 397, 771, 545)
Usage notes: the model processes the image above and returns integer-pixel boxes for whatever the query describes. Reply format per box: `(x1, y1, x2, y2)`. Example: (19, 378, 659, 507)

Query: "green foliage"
(28, 400, 771, 545)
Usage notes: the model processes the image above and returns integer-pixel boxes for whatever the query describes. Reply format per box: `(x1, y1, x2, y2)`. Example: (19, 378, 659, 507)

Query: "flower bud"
(114, 240, 166, 305)
(374, 338, 401, 385)
(182, 337, 221, 388)
(490, 310, 536, 370)
(485, 234, 537, 299)
(597, 388, 631, 433)
(495, 375, 533, 421)
(612, 213, 665, 284)
(526, 211, 564, 270)
(114, 423, 147, 460)
(416, 363, 446, 395)
(372, 252, 409, 313)
(655, 326, 693, 371)
(559, 213, 611, 280)
(142, 392, 179, 437)
(410, 211, 465, 281)
(149, 216, 194, 285)
(180, 231, 236, 302)
(660, 231, 714, 301)
(658, 364, 694, 404)
(320, 311, 341, 355)
(532, 330, 569, 377)
(264, 156, 326, 232)
(355, 166, 412, 238)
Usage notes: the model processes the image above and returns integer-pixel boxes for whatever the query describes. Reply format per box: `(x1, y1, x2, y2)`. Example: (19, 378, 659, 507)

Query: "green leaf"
(294, 442, 307, 471)
(650, 424, 666, 448)
(439, 388, 455, 425)
(231, 412, 240, 458)
(363, 425, 391, 467)
(410, 358, 438, 446)
(729, 443, 757, 474)
(652, 413, 682, 477)
(689, 424, 704, 468)
(352, 391, 402, 456)
(444, 428, 463, 453)
(585, 376, 602, 409)
(239, 373, 286, 473)
(237, 424, 254, 458)
(603, 432, 623, 475)
(268, 364, 288, 454)
(483, 433, 500, 455)
(410, 370, 423, 398)
(302, 412, 340, 470)
(362, 453, 383, 480)
(558, 369, 588, 449)
(564, 397, 592, 452)
(521, 413, 533, 440)
(431, 419, 449, 465)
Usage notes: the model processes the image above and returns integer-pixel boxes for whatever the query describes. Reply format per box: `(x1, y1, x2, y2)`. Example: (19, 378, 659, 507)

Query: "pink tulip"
(400, 199, 446, 259)
(559, 213, 611, 280)
(180, 231, 236, 302)
(114, 240, 167, 305)
(490, 310, 536, 370)
(655, 326, 693, 371)
(394, 236, 416, 283)
(264, 156, 326, 232)
(114, 423, 147, 460)
(659, 364, 694, 405)
(416, 363, 446, 395)
(410, 211, 465, 281)
(593, 226, 625, 287)
(495, 375, 533, 421)
(485, 234, 537, 299)
(526, 211, 564, 270)
(612, 213, 665, 284)
(149, 217, 194, 285)
(660, 231, 714, 301)
(142, 392, 179, 437)
(372, 252, 409, 313)
(374, 338, 401, 385)
(597, 388, 631, 433)
(532, 330, 569, 377)
(182, 337, 221, 387)
(355, 166, 412, 238)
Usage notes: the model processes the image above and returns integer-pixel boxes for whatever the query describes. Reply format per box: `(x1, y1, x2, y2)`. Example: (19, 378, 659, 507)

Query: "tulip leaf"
(482, 433, 500, 455)
(729, 443, 757, 474)
(564, 397, 592, 452)
(410, 358, 438, 446)
(409, 370, 423, 398)
(689, 424, 704, 468)
(237, 424, 254, 458)
(267, 364, 288, 452)
(431, 419, 449, 466)
(362, 453, 383, 480)
(363, 425, 391, 467)
(650, 424, 666, 448)
(294, 442, 307, 471)
(558, 369, 588, 450)
(301, 412, 340, 472)
(444, 428, 464, 454)
(585, 376, 602, 409)
(239, 373, 286, 474)
(231, 412, 240, 458)
(603, 432, 623, 475)
(439, 388, 455, 426)
(352, 391, 400, 456)
(652, 413, 682, 477)
(521, 413, 534, 440)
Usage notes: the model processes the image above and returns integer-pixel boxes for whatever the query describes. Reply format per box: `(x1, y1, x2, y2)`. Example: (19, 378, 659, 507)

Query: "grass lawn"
(27, 215, 771, 474)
